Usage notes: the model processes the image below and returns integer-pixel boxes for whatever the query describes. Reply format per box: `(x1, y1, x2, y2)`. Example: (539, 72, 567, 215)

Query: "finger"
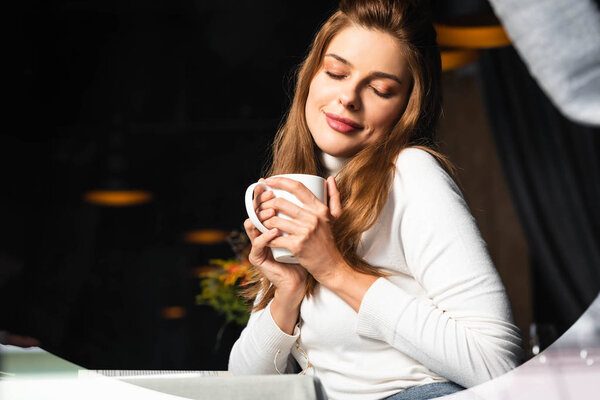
(244, 219, 261, 241)
(261, 197, 309, 223)
(327, 176, 342, 218)
(263, 215, 304, 235)
(255, 190, 274, 212)
(263, 177, 318, 208)
(252, 183, 267, 210)
(252, 227, 280, 250)
(268, 235, 296, 252)
(257, 208, 276, 223)
(248, 228, 280, 266)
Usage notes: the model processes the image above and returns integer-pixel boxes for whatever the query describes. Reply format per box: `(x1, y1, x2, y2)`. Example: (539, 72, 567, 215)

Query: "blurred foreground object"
(488, 0, 600, 126)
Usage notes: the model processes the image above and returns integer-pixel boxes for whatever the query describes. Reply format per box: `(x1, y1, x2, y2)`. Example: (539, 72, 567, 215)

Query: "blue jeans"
(383, 382, 465, 400)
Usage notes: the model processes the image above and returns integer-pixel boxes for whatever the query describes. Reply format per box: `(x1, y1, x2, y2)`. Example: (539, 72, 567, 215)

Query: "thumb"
(327, 176, 342, 218)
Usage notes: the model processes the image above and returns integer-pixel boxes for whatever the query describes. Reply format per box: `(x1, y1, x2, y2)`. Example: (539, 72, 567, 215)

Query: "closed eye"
(370, 85, 392, 99)
(325, 71, 345, 79)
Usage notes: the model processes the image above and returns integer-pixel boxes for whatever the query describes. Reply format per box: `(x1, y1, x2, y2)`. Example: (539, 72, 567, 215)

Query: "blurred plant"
(196, 230, 253, 328)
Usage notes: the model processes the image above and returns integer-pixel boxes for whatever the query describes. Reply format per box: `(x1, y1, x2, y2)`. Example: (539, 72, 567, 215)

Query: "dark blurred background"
(2, 0, 598, 370)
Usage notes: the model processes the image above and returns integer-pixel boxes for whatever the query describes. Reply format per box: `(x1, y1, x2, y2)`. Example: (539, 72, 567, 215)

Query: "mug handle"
(245, 182, 269, 233)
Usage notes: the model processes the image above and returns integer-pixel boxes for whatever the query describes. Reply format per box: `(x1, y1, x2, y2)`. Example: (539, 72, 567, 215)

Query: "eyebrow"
(324, 53, 403, 85)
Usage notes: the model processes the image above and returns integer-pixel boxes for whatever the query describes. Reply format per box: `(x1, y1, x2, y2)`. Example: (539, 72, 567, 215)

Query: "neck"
(320, 152, 349, 177)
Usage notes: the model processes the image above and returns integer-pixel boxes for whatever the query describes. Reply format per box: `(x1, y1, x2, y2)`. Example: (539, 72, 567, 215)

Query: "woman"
(229, 1, 523, 399)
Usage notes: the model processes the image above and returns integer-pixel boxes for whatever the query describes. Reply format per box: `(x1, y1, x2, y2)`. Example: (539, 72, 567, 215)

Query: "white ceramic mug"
(245, 174, 327, 263)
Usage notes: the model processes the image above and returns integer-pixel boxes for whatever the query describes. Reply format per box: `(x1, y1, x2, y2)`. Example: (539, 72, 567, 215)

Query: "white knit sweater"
(229, 147, 523, 400)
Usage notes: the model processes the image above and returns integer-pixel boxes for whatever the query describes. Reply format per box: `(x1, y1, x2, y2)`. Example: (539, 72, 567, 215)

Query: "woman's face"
(305, 25, 412, 158)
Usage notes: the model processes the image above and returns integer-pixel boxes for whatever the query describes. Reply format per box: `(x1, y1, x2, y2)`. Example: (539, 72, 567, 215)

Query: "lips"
(325, 112, 363, 133)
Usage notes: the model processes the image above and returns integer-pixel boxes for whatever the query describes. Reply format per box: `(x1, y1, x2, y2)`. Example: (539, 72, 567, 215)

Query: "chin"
(333, 149, 356, 158)
(318, 146, 357, 159)
(312, 135, 353, 159)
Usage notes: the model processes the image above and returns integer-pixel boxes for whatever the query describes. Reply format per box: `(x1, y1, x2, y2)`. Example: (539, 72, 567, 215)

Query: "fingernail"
(270, 228, 277, 234)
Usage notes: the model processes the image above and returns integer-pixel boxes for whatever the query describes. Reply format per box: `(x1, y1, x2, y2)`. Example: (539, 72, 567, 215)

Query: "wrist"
(273, 289, 304, 312)
(317, 258, 352, 291)
(270, 294, 302, 335)
(321, 262, 379, 313)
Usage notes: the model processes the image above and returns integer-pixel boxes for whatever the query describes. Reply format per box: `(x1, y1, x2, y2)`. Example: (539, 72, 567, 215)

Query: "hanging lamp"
(435, 12, 512, 71)
(83, 121, 153, 207)
(182, 229, 230, 245)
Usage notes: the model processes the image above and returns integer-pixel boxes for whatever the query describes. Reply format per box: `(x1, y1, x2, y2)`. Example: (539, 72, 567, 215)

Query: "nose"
(339, 84, 361, 111)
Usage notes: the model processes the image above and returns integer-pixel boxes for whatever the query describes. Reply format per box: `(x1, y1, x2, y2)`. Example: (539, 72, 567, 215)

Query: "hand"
(260, 176, 346, 285)
(244, 213, 308, 334)
(243, 218, 307, 308)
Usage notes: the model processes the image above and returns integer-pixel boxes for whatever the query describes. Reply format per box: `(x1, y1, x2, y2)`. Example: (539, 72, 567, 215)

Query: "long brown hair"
(247, 0, 454, 310)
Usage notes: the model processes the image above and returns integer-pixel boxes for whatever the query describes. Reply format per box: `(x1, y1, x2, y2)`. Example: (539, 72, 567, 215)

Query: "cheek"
(305, 84, 320, 137)
(305, 84, 318, 125)
(307, 74, 336, 107)
(306, 76, 329, 126)
(369, 103, 405, 132)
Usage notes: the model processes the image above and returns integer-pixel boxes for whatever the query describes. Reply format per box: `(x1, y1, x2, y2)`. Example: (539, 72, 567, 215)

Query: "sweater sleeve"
(355, 149, 524, 388)
(228, 300, 301, 375)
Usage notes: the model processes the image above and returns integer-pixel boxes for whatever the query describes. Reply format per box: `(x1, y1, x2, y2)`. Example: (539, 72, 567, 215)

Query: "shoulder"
(396, 146, 437, 164)
(393, 147, 460, 199)
(395, 147, 444, 174)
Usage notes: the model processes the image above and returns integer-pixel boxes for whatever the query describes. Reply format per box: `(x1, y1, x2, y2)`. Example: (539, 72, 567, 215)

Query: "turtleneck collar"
(320, 151, 350, 177)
